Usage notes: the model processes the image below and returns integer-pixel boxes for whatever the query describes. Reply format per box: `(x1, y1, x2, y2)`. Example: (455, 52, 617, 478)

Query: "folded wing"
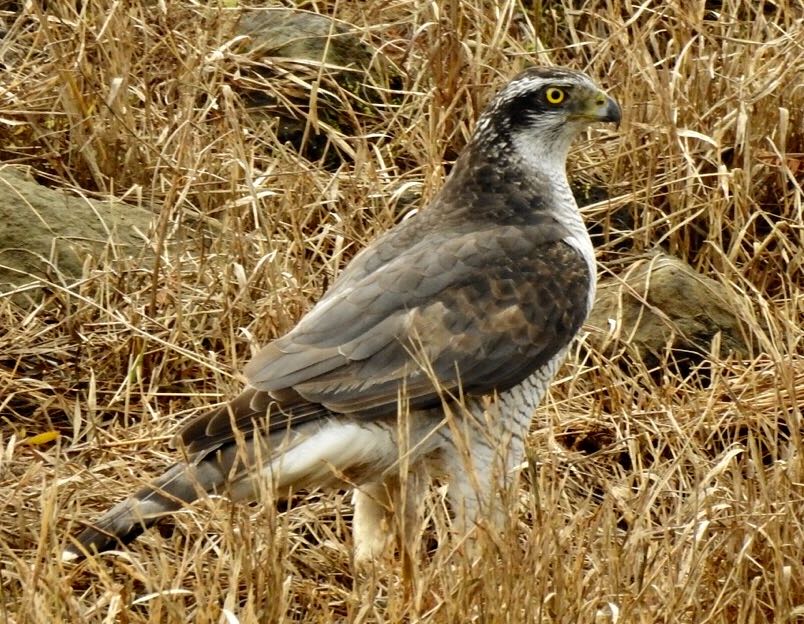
(177, 220, 590, 455)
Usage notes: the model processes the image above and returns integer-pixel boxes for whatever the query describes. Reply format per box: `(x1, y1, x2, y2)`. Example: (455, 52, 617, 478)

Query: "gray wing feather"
(177, 220, 590, 454)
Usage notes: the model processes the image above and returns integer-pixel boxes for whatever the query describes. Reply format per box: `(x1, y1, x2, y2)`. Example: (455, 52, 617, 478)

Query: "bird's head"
(472, 67, 621, 169)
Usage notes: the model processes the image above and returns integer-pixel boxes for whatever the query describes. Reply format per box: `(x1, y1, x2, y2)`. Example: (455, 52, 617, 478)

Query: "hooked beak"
(575, 90, 621, 127)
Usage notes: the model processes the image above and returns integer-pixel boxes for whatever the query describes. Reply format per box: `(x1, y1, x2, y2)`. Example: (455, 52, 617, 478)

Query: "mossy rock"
(586, 252, 752, 365)
(232, 8, 399, 165)
(0, 167, 153, 306)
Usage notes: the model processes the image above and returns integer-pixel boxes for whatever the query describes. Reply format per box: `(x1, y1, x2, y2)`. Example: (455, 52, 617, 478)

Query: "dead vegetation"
(0, 0, 802, 622)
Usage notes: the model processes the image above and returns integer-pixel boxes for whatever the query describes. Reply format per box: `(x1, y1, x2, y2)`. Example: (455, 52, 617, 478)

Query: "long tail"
(61, 458, 228, 562)
(62, 416, 400, 561)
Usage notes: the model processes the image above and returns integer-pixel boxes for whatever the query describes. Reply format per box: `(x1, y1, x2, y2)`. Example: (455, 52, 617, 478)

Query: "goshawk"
(63, 66, 620, 563)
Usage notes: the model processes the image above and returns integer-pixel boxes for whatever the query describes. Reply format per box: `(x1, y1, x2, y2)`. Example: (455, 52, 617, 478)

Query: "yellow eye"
(545, 87, 565, 105)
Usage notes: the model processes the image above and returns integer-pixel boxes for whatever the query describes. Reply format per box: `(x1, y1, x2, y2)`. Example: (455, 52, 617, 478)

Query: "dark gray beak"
(601, 95, 621, 125)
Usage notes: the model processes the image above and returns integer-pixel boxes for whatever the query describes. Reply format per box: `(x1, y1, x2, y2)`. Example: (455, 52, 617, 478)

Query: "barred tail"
(62, 417, 398, 561)
(61, 459, 226, 562)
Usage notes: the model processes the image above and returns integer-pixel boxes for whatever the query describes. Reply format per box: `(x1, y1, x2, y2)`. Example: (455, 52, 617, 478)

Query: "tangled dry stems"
(0, 1, 802, 622)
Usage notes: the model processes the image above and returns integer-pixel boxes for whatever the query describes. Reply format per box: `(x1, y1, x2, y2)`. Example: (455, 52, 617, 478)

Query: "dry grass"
(1, 0, 802, 622)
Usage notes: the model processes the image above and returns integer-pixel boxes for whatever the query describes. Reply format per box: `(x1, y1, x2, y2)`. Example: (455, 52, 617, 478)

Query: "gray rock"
(586, 252, 751, 362)
(232, 8, 398, 165)
(0, 167, 154, 305)
(235, 9, 380, 77)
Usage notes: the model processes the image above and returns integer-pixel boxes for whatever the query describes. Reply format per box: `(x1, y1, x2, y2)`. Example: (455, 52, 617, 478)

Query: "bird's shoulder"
(245, 214, 590, 390)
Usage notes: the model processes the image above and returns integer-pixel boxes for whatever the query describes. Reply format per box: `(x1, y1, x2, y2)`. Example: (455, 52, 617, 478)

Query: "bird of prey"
(62, 66, 620, 564)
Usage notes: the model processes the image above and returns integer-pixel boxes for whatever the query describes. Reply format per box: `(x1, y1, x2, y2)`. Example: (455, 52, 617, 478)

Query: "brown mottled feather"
(173, 66, 609, 455)
(178, 221, 589, 455)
